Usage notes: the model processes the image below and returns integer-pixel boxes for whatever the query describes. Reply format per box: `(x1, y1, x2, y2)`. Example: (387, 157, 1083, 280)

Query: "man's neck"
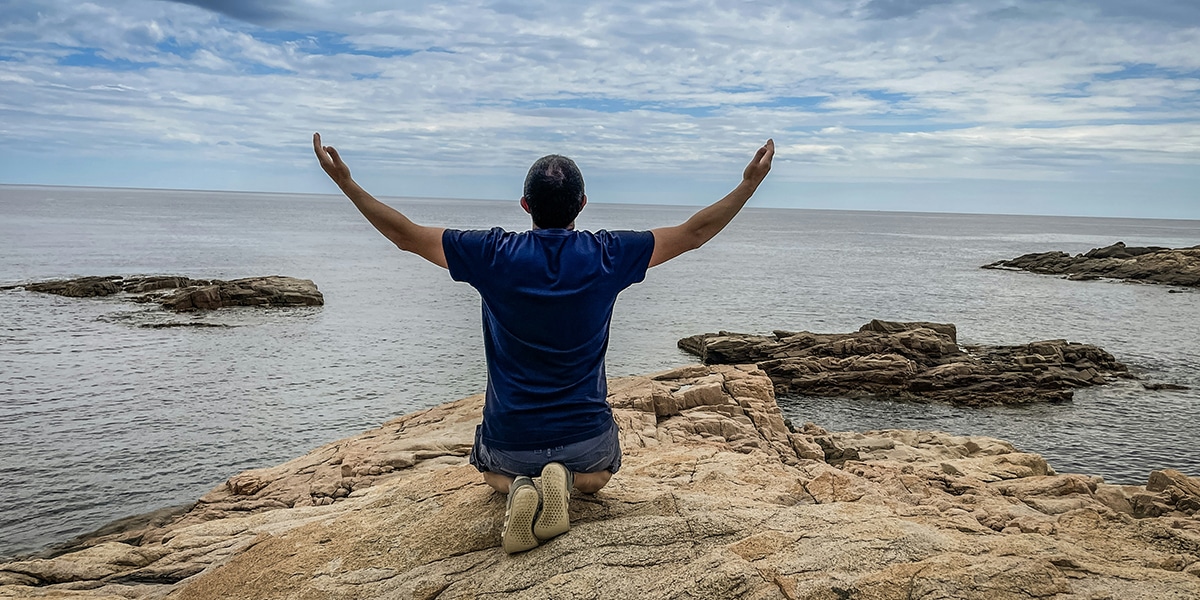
(531, 222, 576, 231)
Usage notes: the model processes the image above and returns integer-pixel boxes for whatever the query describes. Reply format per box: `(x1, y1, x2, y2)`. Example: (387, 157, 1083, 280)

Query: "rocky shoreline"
(6, 275, 323, 311)
(2, 365, 1197, 599)
(982, 241, 1200, 288)
(680, 320, 1131, 405)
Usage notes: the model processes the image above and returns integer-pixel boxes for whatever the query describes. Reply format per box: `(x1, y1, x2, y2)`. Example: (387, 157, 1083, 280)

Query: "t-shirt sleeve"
(442, 228, 505, 284)
(603, 230, 656, 289)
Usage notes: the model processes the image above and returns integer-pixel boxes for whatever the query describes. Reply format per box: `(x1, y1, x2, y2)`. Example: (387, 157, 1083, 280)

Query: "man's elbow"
(390, 231, 420, 253)
(685, 227, 711, 252)
(395, 240, 430, 257)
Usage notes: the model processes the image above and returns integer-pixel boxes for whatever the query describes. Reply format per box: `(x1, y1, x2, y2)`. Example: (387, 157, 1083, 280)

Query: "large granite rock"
(679, 320, 1128, 405)
(983, 242, 1200, 287)
(17, 275, 323, 311)
(3, 366, 1198, 599)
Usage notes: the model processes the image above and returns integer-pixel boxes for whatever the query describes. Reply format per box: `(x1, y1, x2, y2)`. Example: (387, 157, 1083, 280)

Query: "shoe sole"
(534, 463, 570, 540)
(502, 484, 540, 554)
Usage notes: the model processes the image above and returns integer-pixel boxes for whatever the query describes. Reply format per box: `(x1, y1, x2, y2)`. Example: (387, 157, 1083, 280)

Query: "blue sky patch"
(859, 89, 913, 103)
(57, 48, 158, 71)
(155, 37, 203, 57)
(1095, 63, 1200, 81)
(511, 97, 721, 117)
(259, 30, 426, 58)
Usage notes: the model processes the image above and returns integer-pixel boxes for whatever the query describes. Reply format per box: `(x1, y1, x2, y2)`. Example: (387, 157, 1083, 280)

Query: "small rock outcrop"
(16, 275, 323, 311)
(982, 242, 1200, 287)
(2, 366, 1198, 599)
(679, 320, 1127, 405)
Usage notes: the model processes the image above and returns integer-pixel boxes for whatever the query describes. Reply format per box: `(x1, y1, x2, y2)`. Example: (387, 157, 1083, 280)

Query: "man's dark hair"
(523, 154, 585, 229)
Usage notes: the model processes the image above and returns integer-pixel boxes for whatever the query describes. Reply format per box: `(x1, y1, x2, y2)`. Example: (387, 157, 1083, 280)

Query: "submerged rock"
(16, 275, 323, 311)
(982, 241, 1200, 287)
(680, 320, 1128, 406)
(2, 366, 1197, 599)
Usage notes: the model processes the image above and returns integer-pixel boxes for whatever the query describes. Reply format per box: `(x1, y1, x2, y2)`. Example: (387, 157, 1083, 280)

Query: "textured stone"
(159, 276, 323, 311)
(18, 275, 323, 312)
(680, 321, 1127, 405)
(2, 366, 1198, 599)
(982, 242, 1200, 288)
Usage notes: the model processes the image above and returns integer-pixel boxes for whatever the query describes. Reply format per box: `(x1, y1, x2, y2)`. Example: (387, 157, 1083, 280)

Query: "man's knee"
(573, 470, 612, 494)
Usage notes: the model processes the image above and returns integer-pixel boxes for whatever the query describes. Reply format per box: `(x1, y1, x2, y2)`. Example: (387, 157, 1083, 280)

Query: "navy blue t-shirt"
(443, 227, 655, 451)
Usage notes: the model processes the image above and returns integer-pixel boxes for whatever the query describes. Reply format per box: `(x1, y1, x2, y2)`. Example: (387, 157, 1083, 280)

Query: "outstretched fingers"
(325, 145, 343, 166)
(313, 132, 350, 183)
(313, 132, 326, 158)
(760, 139, 775, 165)
(744, 138, 775, 183)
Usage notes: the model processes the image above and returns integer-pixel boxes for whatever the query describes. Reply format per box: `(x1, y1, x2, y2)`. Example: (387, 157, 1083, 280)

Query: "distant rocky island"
(5, 275, 323, 311)
(2, 365, 1197, 598)
(982, 242, 1200, 288)
(680, 320, 1134, 405)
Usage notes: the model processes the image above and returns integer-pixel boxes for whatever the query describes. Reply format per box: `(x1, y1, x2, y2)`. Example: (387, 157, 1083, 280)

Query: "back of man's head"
(523, 154, 584, 229)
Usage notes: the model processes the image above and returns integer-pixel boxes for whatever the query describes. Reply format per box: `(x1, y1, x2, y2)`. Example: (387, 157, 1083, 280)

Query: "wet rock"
(679, 320, 1126, 405)
(24, 276, 123, 297)
(2, 366, 1198, 599)
(982, 242, 1200, 288)
(17, 275, 323, 312)
(159, 276, 323, 311)
(1143, 382, 1191, 391)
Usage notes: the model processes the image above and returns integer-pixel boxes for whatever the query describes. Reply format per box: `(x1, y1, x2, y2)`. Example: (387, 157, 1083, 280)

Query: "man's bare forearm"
(336, 177, 420, 249)
(313, 133, 447, 267)
(647, 139, 773, 268)
(680, 179, 760, 249)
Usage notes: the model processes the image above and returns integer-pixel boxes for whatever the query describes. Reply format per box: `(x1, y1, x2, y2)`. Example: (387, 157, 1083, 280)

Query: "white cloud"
(0, 0, 1197, 216)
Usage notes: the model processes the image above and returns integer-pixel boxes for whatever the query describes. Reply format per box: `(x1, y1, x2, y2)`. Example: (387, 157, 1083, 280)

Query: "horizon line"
(2, 182, 1197, 224)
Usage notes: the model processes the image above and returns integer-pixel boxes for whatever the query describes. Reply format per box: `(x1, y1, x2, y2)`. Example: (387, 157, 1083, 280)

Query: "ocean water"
(1, 184, 1198, 559)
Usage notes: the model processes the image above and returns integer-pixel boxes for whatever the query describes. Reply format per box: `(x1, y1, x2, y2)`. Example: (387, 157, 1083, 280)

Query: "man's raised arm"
(313, 133, 447, 268)
(648, 139, 774, 268)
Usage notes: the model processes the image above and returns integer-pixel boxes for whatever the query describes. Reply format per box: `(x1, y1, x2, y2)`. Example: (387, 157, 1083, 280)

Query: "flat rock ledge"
(3, 365, 1199, 600)
(13, 275, 323, 311)
(679, 320, 1128, 406)
(982, 241, 1200, 288)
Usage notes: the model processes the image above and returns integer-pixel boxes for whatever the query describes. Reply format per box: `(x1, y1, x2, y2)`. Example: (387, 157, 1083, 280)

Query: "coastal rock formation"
(679, 320, 1127, 405)
(982, 241, 1200, 287)
(16, 275, 323, 311)
(3, 366, 1199, 599)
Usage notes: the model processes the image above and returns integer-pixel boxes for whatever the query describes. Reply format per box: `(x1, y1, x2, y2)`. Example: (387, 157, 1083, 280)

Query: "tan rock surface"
(2, 365, 1198, 599)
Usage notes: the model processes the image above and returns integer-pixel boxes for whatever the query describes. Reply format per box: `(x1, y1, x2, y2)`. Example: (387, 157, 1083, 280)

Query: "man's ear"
(520, 197, 531, 214)
(580, 195, 587, 211)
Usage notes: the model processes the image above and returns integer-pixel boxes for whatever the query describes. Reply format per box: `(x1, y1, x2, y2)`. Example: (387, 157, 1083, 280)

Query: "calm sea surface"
(1, 185, 1198, 558)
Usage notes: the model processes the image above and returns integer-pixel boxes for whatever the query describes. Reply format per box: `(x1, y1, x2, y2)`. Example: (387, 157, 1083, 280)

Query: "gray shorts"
(469, 420, 622, 478)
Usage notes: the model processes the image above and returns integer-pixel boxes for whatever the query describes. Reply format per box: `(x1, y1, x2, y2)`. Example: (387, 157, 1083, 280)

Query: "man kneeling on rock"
(314, 133, 775, 553)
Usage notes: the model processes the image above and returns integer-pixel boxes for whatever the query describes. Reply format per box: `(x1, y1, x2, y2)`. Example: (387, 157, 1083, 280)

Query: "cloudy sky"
(1, 0, 1197, 218)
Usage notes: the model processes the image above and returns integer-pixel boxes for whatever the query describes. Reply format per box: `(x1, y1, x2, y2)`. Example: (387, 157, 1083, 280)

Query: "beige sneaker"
(534, 462, 572, 540)
(501, 476, 540, 554)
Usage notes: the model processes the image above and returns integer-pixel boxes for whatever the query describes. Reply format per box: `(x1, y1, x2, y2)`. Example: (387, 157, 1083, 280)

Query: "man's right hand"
(742, 138, 774, 186)
(648, 138, 777, 268)
(313, 132, 352, 186)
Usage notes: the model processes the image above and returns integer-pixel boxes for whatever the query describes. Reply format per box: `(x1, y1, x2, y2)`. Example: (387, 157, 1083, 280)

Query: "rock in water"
(982, 241, 1200, 287)
(24, 276, 123, 297)
(17, 275, 323, 311)
(159, 276, 323, 311)
(679, 320, 1127, 405)
(1, 366, 1197, 599)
